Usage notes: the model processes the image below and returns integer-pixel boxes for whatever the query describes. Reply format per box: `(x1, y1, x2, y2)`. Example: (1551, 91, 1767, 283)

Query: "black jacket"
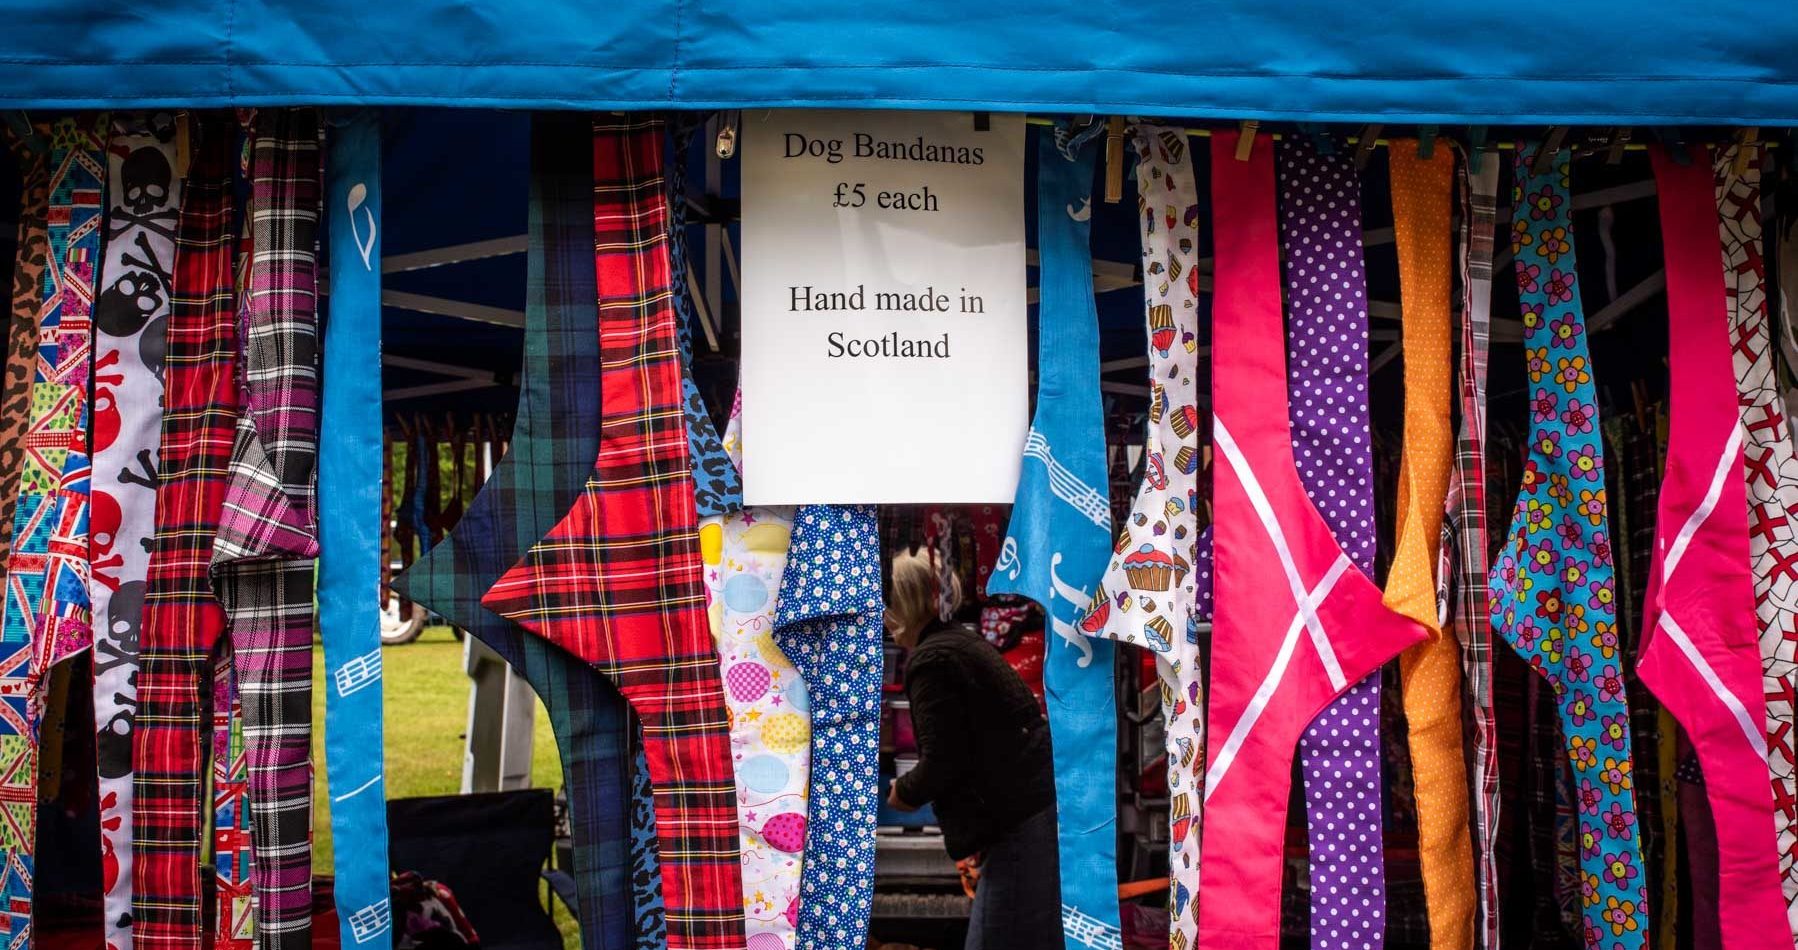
(893, 621, 1056, 858)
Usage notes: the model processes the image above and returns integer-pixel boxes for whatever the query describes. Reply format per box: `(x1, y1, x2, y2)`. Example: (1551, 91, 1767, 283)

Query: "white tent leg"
(461, 634, 537, 794)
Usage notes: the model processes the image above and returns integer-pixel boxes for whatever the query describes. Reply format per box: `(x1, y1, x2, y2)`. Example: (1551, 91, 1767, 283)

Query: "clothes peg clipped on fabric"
(1651, 127, 1690, 165)
(1466, 125, 1488, 157)
(1606, 127, 1631, 165)
(1530, 125, 1568, 173)
(1104, 116, 1126, 203)
(1416, 126, 1438, 159)
(1235, 121, 1258, 161)
(1300, 123, 1335, 155)
(2, 110, 32, 146)
(174, 111, 192, 179)
(1353, 124, 1382, 170)
(1734, 128, 1759, 174)
(715, 110, 739, 159)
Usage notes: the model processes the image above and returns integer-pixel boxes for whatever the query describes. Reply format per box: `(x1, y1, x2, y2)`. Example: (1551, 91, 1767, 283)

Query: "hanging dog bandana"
(208, 109, 324, 950)
(698, 398, 806, 950)
(1713, 142, 1798, 930)
(1636, 145, 1789, 950)
(1, 124, 46, 569)
(667, 126, 742, 519)
(1272, 135, 1387, 950)
(1387, 144, 1476, 950)
(1077, 124, 1204, 947)
(628, 737, 670, 948)
(318, 109, 393, 950)
(771, 503, 882, 950)
(989, 122, 1121, 950)
(91, 114, 180, 950)
(2, 113, 107, 946)
(483, 115, 746, 950)
(393, 111, 633, 950)
(1197, 129, 1427, 950)
(211, 649, 253, 949)
(1445, 149, 1503, 950)
(133, 116, 238, 949)
(1488, 145, 1651, 950)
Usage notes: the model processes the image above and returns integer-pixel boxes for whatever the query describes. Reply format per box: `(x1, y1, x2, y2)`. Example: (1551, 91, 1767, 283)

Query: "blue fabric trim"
(3, 0, 1798, 121)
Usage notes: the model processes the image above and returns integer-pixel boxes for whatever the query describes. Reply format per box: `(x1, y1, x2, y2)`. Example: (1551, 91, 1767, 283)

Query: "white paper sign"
(740, 109, 1028, 505)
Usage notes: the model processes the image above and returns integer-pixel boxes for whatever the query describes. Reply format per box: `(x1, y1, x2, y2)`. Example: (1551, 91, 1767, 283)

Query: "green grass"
(311, 625, 580, 949)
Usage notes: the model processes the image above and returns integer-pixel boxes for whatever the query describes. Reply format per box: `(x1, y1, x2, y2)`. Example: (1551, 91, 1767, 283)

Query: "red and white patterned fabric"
(1714, 142, 1798, 935)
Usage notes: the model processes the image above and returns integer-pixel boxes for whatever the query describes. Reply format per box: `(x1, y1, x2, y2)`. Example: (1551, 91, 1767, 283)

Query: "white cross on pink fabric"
(1197, 130, 1426, 950)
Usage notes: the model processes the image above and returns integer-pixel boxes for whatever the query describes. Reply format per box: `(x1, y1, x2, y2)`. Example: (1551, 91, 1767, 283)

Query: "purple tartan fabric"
(208, 107, 322, 950)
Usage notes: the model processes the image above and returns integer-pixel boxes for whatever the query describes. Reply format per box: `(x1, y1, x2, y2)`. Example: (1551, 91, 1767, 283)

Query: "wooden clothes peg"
(1235, 121, 1259, 160)
(1104, 116, 1127, 203)
(1353, 124, 1382, 170)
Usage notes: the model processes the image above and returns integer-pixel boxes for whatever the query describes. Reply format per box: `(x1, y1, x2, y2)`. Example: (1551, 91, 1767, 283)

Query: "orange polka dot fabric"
(1387, 144, 1476, 950)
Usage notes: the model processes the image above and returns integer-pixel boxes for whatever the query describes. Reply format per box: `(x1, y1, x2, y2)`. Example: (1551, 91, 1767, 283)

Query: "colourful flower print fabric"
(1488, 146, 1650, 950)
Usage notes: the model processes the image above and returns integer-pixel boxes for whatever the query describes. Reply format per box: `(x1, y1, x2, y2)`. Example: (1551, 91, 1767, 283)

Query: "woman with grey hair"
(885, 550, 1063, 949)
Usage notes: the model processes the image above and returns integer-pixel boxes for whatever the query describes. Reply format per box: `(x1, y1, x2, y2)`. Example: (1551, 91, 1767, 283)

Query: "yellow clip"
(1235, 121, 1258, 161)
(1104, 117, 1126, 203)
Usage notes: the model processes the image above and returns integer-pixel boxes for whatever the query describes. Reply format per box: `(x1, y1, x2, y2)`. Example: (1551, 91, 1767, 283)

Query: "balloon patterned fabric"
(700, 399, 808, 950)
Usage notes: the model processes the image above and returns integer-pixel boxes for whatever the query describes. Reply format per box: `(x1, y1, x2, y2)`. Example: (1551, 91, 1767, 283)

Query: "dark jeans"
(966, 806, 1064, 950)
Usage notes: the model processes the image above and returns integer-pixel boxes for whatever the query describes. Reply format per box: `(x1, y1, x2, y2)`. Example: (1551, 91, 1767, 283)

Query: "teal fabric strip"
(319, 110, 395, 947)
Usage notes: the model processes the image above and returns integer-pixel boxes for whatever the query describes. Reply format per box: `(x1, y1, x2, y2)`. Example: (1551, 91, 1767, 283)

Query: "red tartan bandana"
(482, 116, 745, 949)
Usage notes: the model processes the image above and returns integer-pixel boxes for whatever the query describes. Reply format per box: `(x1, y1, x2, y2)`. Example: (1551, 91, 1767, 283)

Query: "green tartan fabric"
(391, 111, 633, 950)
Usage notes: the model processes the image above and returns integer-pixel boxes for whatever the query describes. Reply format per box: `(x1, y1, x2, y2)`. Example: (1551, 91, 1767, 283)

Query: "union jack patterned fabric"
(208, 107, 323, 950)
(482, 114, 745, 950)
(1, 112, 108, 948)
(0, 123, 47, 571)
(212, 647, 254, 950)
(132, 116, 239, 948)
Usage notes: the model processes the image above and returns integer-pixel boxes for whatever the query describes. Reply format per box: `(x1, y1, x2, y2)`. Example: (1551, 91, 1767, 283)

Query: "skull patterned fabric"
(91, 114, 181, 950)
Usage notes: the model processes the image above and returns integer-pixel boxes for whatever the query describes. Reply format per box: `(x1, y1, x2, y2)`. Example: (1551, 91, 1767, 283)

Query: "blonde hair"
(888, 548, 960, 641)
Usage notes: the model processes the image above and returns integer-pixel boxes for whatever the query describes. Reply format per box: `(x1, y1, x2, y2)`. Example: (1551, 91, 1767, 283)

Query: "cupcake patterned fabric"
(1077, 124, 1205, 948)
(699, 400, 807, 950)
(1487, 145, 1650, 950)
(773, 504, 882, 950)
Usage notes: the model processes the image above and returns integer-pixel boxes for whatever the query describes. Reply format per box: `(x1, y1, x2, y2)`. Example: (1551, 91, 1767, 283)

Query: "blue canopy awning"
(4, 0, 1797, 123)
